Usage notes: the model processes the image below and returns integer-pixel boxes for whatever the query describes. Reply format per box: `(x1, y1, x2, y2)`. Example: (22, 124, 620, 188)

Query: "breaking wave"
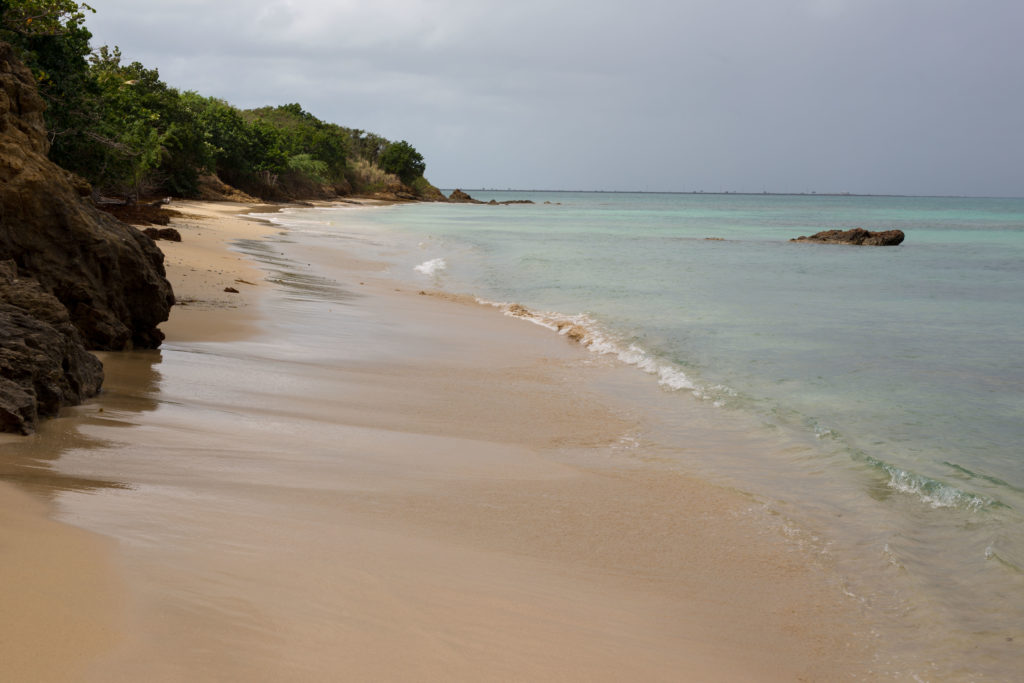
(414, 258, 448, 276)
(862, 455, 1003, 511)
(482, 300, 736, 405)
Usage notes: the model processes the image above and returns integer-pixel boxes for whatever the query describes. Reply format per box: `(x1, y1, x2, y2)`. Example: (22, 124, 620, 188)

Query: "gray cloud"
(84, 0, 1023, 196)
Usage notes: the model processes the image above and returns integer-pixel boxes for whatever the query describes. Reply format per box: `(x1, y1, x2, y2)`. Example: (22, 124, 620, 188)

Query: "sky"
(82, 0, 1023, 197)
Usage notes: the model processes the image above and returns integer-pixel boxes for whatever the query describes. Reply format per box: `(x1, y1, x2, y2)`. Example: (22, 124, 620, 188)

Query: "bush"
(379, 140, 425, 184)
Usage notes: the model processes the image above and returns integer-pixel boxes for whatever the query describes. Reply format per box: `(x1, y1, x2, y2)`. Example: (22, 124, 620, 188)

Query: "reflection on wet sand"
(2, 201, 884, 681)
(0, 351, 163, 500)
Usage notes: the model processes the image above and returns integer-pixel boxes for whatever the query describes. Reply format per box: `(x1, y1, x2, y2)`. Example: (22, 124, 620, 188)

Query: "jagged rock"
(448, 189, 476, 203)
(142, 227, 182, 242)
(0, 261, 102, 434)
(791, 228, 905, 246)
(0, 42, 174, 350)
(416, 183, 447, 202)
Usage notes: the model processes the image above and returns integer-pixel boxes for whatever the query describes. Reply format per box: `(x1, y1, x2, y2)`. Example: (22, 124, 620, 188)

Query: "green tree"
(82, 46, 208, 196)
(379, 140, 425, 184)
(0, 2, 96, 155)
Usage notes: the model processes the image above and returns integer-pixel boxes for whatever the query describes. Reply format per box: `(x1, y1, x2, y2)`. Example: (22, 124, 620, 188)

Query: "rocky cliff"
(0, 261, 103, 432)
(0, 42, 175, 432)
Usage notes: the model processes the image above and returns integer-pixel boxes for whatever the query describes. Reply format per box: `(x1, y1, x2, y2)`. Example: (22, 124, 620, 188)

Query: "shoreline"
(2, 200, 882, 680)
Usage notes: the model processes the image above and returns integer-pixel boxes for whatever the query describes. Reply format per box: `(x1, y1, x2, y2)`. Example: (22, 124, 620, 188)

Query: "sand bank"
(2, 200, 879, 681)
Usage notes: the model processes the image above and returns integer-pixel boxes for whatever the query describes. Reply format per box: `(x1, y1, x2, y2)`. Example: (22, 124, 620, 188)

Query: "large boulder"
(448, 189, 480, 203)
(0, 261, 103, 434)
(791, 228, 905, 246)
(0, 42, 174, 351)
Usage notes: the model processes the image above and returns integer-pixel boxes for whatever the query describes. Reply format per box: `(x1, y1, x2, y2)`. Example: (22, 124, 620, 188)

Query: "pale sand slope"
(3, 201, 878, 681)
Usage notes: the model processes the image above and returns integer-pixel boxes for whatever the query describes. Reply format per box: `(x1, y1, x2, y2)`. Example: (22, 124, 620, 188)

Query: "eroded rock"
(0, 261, 102, 433)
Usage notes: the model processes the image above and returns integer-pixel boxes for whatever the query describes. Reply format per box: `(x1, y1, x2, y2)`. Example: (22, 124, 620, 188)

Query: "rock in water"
(0, 42, 174, 351)
(448, 188, 478, 203)
(0, 261, 103, 433)
(791, 228, 905, 246)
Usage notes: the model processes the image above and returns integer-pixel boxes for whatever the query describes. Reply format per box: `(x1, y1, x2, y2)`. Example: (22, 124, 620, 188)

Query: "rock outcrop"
(0, 261, 103, 433)
(448, 189, 534, 205)
(791, 228, 905, 246)
(0, 42, 174, 351)
(0, 42, 175, 432)
(449, 189, 477, 203)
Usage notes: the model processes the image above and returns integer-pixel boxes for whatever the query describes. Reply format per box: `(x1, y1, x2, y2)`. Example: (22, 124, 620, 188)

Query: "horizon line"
(438, 188, 1023, 200)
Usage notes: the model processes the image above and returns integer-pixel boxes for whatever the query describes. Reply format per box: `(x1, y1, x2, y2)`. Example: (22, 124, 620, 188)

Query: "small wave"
(484, 299, 739, 400)
(414, 258, 447, 276)
(864, 456, 1000, 511)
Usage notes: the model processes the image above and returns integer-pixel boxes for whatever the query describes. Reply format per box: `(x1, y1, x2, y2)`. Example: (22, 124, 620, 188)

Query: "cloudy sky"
(83, 0, 1022, 197)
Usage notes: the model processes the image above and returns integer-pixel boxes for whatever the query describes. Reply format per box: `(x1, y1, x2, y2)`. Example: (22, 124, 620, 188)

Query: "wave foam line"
(481, 300, 733, 403)
(862, 456, 1002, 511)
(414, 258, 448, 276)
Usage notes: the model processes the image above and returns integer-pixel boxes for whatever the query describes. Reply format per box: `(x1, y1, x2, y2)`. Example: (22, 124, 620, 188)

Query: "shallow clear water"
(260, 192, 1024, 678)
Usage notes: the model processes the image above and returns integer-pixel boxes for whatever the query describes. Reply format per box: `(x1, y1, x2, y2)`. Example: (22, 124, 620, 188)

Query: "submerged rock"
(791, 228, 905, 246)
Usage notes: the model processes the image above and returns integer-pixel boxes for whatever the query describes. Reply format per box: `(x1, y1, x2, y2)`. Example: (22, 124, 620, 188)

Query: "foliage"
(1, 1, 95, 154)
(243, 103, 348, 181)
(69, 45, 208, 196)
(0, 1, 93, 39)
(379, 140, 425, 184)
(2, 2, 441, 200)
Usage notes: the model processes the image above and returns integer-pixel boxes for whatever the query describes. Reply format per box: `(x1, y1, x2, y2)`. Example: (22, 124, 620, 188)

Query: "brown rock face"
(0, 261, 103, 433)
(0, 42, 174, 350)
(791, 228, 905, 246)
(448, 189, 478, 203)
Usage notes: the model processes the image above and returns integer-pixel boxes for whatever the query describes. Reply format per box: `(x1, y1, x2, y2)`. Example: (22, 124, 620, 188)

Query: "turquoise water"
(262, 192, 1024, 677)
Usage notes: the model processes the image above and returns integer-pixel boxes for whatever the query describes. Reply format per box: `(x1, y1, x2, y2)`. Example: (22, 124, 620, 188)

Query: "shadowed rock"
(142, 227, 182, 242)
(0, 261, 102, 433)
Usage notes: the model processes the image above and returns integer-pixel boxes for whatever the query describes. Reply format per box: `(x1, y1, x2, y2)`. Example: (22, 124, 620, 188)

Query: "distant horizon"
(83, 1, 1024, 199)
(440, 188, 1024, 200)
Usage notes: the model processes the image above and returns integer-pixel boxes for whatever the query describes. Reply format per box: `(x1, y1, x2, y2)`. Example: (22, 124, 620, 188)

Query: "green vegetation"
(0, 1, 437, 201)
(380, 140, 426, 184)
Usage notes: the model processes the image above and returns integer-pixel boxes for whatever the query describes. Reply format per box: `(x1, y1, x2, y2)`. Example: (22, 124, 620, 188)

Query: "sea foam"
(414, 258, 447, 276)
(487, 299, 721, 400)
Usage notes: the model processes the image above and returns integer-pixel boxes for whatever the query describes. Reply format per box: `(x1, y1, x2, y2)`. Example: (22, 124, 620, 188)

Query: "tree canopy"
(380, 140, 426, 184)
(0, 0, 438, 201)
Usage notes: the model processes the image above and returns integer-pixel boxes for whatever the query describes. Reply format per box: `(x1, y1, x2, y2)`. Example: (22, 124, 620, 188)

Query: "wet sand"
(1, 201, 879, 680)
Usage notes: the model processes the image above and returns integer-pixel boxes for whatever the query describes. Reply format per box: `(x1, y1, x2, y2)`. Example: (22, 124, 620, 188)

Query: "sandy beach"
(1, 201, 881, 681)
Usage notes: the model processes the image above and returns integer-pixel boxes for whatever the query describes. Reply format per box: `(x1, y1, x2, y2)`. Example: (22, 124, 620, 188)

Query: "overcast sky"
(83, 0, 1022, 197)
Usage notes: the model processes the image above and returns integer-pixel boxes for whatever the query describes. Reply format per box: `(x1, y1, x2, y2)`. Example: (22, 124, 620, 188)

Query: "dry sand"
(0, 201, 879, 681)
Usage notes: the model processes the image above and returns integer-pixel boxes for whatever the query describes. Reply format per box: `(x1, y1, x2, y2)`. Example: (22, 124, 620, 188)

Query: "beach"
(1, 200, 883, 681)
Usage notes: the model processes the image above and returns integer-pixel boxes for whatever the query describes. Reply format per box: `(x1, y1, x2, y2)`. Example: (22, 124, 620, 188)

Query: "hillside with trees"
(0, 1, 441, 202)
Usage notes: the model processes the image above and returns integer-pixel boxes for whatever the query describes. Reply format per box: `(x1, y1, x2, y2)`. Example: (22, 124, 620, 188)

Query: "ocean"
(258, 191, 1024, 678)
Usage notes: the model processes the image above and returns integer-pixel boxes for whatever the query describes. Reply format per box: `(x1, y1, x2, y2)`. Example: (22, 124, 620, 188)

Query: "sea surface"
(259, 192, 1024, 679)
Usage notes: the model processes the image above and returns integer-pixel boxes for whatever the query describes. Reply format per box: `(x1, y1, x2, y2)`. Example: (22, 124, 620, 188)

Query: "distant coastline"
(447, 188, 1022, 200)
